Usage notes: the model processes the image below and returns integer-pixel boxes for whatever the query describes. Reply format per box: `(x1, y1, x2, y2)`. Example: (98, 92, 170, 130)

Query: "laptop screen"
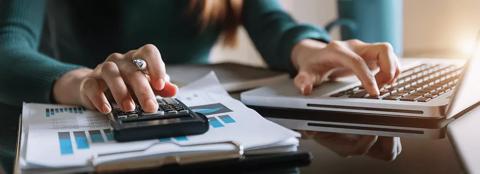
(445, 33, 480, 118)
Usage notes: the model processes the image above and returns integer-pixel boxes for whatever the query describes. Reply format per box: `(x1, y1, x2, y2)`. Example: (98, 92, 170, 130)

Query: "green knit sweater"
(0, 0, 330, 106)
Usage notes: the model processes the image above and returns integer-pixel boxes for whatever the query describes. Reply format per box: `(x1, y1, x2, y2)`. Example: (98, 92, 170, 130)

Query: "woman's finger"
(124, 70, 158, 113)
(100, 61, 135, 112)
(131, 44, 168, 91)
(327, 60, 378, 80)
(81, 78, 111, 113)
(354, 42, 400, 87)
(294, 70, 320, 95)
(332, 44, 379, 95)
(328, 68, 353, 80)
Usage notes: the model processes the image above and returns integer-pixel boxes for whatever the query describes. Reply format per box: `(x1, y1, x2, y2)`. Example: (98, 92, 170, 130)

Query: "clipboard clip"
(91, 141, 243, 173)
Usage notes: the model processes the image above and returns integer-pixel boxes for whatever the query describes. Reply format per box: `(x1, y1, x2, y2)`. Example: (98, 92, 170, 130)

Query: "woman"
(0, 0, 400, 113)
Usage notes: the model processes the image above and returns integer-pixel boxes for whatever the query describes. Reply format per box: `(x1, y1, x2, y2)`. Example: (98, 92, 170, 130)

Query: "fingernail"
(122, 100, 135, 111)
(373, 87, 380, 96)
(300, 86, 305, 95)
(102, 103, 111, 113)
(301, 85, 311, 95)
(146, 99, 158, 112)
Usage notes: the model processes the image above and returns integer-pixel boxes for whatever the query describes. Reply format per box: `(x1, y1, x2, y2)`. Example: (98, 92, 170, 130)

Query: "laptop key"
(330, 63, 462, 102)
(400, 95, 419, 101)
(349, 91, 368, 98)
(417, 97, 431, 102)
(366, 95, 380, 99)
(330, 92, 346, 97)
(379, 91, 390, 98)
(384, 95, 402, 100)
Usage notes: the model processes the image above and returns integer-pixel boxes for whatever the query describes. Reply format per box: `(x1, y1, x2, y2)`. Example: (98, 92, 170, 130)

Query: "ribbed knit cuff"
(43, 62, 83, 103)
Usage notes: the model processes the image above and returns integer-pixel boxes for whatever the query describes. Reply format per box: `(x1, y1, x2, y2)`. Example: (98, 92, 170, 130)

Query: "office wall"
(403, 0, 480, 58)
(210, 0, 480, 67)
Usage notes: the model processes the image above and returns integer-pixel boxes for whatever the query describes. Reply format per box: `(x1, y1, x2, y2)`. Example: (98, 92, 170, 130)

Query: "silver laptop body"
(242, 56, 479, 119)
(241, 33, 480, 138)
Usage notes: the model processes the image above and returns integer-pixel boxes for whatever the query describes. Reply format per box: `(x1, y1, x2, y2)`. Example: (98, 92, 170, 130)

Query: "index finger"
(336, 48, 380, 96)
(131, 44, 168, 91)
(352, 41, 401, 86)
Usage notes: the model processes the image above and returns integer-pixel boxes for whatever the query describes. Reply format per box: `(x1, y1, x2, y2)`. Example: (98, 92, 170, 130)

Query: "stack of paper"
(167, 63, 289, 92)
(18, 72, 300, 173)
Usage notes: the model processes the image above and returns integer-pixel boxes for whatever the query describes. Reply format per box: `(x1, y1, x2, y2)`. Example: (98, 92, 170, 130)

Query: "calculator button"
(163, 98, 179, 104)
(142, 110, 165, 116)
(167, 110, 178, 114)
(178, 110, 189, 114)
(117, 115, 128, 120)
(128, 114, 139, 119)
(173, 105, 184, 110)
(157, 99, 166, 105)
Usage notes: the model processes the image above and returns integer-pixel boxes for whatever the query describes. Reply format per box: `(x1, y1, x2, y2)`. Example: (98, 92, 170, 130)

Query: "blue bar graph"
(58, 132, 73, 155)
(219, 115, 236, 124)
(208, 117, 224, 128)
(73, 131, 90, 149)
(174, 136, 188, 141)
(45, 107, 86, 117)
(103, 129, 114, 141)
(89, 130, 104, 143)
(159, 138, 172, 142)
(191, 103, 232, 116)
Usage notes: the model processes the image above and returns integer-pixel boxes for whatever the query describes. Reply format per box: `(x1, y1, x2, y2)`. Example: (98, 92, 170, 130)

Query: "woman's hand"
(53, 44, 178, 113)
(291, 39, 401, 96)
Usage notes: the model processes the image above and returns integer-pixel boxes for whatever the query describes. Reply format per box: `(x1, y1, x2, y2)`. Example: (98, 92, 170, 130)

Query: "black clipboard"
(113, 151, 312, 174)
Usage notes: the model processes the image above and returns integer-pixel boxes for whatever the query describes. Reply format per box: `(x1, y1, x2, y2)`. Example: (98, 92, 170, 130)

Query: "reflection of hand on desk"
(300, 131, 402, 161)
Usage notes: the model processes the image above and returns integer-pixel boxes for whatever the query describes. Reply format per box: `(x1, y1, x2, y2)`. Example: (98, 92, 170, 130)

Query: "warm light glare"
(457, 37, 476, 57)
(475, 34, 480, 59)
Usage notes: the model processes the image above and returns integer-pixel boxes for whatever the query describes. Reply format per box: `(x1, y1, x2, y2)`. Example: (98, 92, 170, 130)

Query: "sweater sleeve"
(242, 0, 331, 74)
(0, 0, 81, 106)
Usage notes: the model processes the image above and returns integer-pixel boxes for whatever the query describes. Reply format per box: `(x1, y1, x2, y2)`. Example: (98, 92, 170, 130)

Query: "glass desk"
(0, 102, 464, 174)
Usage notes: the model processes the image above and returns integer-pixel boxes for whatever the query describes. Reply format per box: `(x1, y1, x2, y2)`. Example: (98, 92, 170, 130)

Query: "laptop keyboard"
(330, 63, 463, 102)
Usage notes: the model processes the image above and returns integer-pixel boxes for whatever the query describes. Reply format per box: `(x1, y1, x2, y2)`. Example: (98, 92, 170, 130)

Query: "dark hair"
(189, 0, 243, 47)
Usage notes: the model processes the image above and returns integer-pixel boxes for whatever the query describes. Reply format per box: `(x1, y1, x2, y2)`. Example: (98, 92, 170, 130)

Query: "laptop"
(447, 105, 480, 174)
(241, 34, 480, 120)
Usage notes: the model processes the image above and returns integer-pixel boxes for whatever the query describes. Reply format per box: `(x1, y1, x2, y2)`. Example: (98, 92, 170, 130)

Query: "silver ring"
(132, 58, 147, 71)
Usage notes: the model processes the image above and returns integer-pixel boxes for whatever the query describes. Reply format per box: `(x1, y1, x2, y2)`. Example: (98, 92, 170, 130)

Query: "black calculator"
(107, 97, 209, 142)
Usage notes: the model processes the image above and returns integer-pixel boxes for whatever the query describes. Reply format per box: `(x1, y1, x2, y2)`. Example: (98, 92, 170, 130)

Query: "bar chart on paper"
(46, 106, 86, 117)
(57, 129, 114, 155)
(23, 73, 303, 170)
(190, 103, 237, 128)
(155, 103, 238, 143)
(53, 102, 238, 155)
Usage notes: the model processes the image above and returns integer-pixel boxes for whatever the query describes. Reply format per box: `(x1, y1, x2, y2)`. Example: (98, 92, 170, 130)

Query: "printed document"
(19, 72, 300, 171)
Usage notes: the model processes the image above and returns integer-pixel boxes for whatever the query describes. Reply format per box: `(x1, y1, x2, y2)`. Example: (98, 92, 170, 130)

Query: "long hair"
(189, 0, 243, 47)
